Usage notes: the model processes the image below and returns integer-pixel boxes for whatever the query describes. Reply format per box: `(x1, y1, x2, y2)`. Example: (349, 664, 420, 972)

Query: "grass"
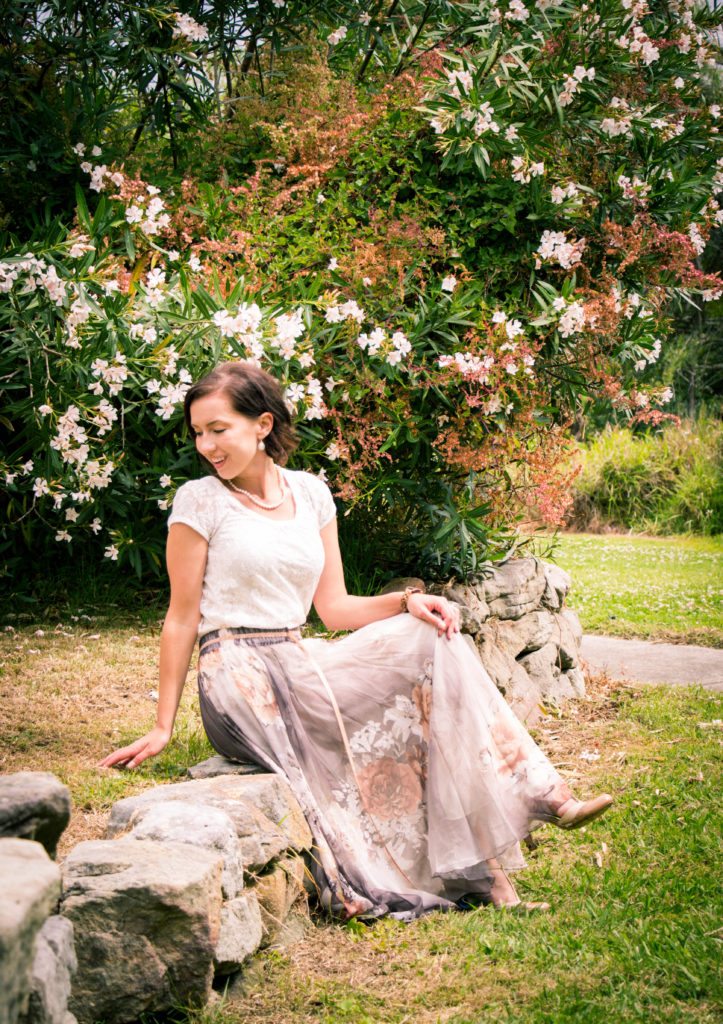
(1, 602, 721, 1023)
(539, 533, 723, 647)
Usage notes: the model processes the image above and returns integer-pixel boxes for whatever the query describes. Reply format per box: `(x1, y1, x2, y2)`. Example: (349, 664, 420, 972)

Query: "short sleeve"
(299, 472, 337, 530)
(167, 480, 215, 541)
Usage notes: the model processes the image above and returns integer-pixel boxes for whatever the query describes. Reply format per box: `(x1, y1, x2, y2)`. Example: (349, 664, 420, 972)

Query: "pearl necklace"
(226, 468, 288, 511)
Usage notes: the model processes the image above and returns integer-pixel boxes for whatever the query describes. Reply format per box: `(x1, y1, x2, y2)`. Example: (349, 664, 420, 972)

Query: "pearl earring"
(258, 439, 266, 451)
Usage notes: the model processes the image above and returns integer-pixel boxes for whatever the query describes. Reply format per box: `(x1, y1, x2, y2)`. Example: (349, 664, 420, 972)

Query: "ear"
(258, 411, 274, 439)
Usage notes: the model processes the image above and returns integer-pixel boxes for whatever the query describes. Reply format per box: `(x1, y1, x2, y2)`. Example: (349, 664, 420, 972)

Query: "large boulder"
(0, 774, 71, 858)
(19, 916, 77, 1024)
(61, 838, 223, 1024)
(0, 838, 61, 1024)
(106, 775, 311, 872)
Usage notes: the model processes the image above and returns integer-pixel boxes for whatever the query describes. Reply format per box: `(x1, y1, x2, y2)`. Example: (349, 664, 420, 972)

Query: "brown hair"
(184, 361, 298, 466)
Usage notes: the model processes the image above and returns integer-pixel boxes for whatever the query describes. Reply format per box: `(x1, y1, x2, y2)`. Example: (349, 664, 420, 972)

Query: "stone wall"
(0, 557, 583, 1024)
(404, 555, 584, 724)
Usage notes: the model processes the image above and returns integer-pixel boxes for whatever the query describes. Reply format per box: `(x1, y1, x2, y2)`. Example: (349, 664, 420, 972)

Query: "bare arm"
(98, 523, 208, 768)
(313, 518, 460, 639)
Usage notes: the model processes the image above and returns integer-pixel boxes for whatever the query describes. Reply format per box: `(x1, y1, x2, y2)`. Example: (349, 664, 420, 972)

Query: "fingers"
(411, 596, 460, 639)
(98, 739, 149, 770)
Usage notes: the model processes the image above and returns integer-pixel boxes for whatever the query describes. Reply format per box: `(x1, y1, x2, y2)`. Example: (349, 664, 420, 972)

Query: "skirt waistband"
(199, 625, 302, 653)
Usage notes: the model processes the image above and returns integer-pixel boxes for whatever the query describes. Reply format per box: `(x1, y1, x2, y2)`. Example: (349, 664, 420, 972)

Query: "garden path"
(581, 635, 723, 692)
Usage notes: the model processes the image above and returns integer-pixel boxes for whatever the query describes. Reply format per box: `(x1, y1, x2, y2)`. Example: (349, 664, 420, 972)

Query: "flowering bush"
(1, 0, 722, 583)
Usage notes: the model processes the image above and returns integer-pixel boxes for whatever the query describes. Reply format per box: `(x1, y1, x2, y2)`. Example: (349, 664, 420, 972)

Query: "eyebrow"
(191, 418, 231, 429)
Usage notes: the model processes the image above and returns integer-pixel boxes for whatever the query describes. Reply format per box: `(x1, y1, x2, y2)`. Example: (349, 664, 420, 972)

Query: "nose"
(195, 433, 216, 456)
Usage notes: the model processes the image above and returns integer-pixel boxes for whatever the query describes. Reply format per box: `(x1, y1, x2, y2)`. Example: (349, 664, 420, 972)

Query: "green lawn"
(539, 533, 723, 647)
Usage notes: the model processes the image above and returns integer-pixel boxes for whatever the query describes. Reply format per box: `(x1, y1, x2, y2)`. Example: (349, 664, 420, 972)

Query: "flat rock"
(0, 838, 62, 1024)
(19, 916, 77, 1024)
(61, 838, 223, 1024)
(106, 775, 310, 872)
(0, 774, 71, 858)
(187, 756, 264, 780)
(124, 801, 244, 898)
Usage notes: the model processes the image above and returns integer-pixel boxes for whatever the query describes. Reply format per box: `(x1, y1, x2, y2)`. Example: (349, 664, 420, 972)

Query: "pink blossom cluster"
(534, 230, 586, 270)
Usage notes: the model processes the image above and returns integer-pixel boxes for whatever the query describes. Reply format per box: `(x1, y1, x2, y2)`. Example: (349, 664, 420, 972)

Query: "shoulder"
(167, 476, 221, 540)
(284, 468, 333, 503)
(283, 468, 337, 527)
(171, 476, 219, 503)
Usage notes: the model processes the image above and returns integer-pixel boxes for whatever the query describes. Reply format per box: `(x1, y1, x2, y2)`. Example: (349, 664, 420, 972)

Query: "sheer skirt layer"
(197, 614, 570, 920)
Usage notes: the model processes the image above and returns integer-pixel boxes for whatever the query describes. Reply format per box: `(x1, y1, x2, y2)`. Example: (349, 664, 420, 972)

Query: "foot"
(488, 866, 551, 914)
(550, 793, 614, 830)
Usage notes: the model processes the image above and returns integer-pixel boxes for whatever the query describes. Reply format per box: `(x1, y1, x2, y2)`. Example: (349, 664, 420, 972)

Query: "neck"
(228, 457, 281, 498)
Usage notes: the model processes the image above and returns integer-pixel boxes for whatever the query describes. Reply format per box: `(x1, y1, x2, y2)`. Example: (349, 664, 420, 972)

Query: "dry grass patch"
(0, 621, 210, 856)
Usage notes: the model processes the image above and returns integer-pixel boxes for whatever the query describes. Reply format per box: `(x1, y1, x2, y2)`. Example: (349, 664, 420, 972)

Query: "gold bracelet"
(399, 586, 423, 613)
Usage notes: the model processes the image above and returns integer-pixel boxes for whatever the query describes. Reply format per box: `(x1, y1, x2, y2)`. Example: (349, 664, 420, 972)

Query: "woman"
(101, 361, 612, 919)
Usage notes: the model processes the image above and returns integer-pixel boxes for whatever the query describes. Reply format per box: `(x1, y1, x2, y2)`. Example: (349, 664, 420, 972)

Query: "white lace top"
(167, 468, 337, 635)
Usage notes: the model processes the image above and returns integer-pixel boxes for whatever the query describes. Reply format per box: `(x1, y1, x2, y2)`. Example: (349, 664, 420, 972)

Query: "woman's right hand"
(98, 725, 171, 770)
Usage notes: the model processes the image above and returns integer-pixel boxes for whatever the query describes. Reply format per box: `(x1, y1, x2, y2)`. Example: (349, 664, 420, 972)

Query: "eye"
(213, 428, 226, 434)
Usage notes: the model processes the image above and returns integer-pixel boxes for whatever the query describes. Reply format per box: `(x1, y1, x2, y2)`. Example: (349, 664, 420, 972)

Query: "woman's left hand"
(406, 592, 461, 640)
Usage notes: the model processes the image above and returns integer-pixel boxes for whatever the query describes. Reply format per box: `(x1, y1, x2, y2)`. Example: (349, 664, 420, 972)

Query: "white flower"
(27, 160, 37, 171)
(65, 508, 79, 522)
(125, 205, 143, 224)
(362, 277, 372, 286)
(172, 12, 209, 42)
(23, 460, 34, 473)
(104, 544, 119, 560)
(91, 145, 102, 157)
(157, 499, 170, 510)
(104, 281, 120, 295)
(272, 0, 285, 6)
(72, 143, 86, 156)
(659, 387, 673, 404)
(492, 310, 507, 324)
(674, 76, 685, 89)
(325, 442, 342, 461)
(33, 477, 50, 497)
(359, 12, 371, 24)
(328, 26, 348, 45)
(38, 404, 52, 415)
(159, 474, 172, 488)
(55, 530, 72, 543)
(317, 193, 326, 204)
(441, 275, 457, 293)
(188, 255, 202, 272)
(328, 257, 339, 270)
(504, 125, 519, 142)
(580, 749, 600, 761)
(506, 0, 530, 21)
(90, 517, 102, 534)
(505, 318, 524, 339)
(535, 229, 586, 269)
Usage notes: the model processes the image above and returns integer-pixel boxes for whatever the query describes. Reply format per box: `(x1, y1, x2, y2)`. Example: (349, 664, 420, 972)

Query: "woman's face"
(189, 391, 271, 481)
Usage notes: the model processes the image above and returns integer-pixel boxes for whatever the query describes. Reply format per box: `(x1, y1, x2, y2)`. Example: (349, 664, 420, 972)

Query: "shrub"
(570, 419, 723, 535)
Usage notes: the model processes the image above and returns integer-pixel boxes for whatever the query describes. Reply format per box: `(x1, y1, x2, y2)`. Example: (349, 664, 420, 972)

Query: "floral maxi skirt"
(197, 614, 571, 920)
